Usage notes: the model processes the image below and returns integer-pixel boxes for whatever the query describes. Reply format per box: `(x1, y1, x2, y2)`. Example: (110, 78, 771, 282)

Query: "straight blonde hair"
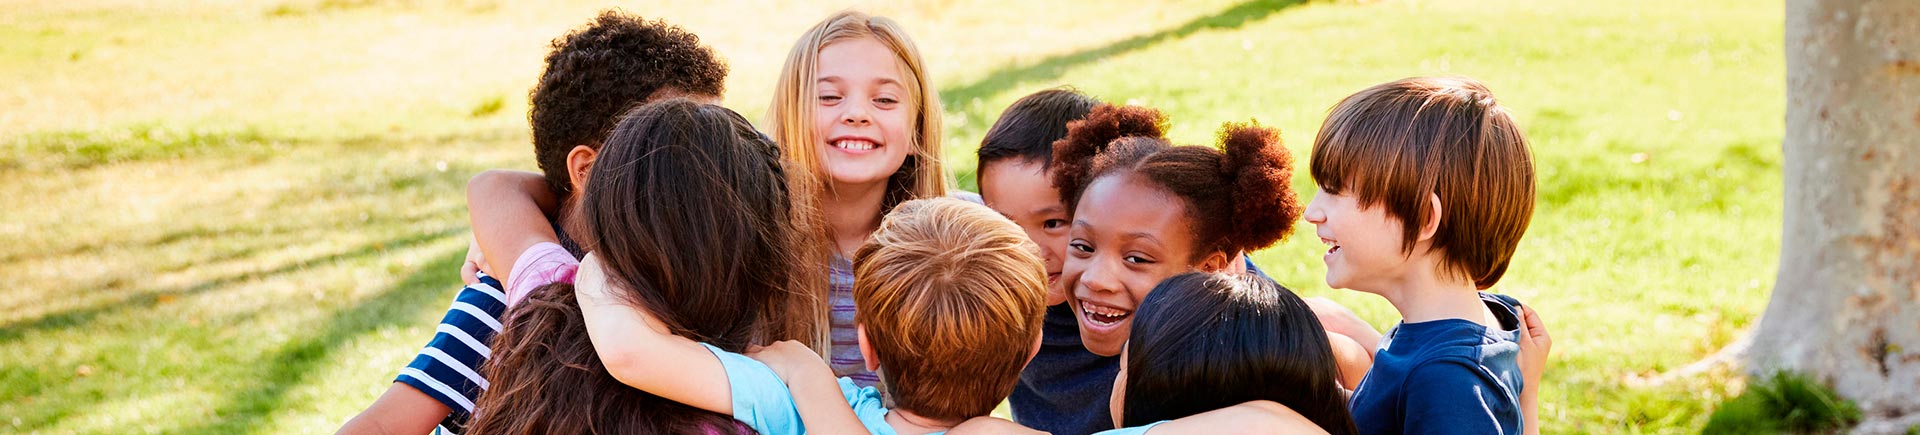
(767, 10, 948, 355)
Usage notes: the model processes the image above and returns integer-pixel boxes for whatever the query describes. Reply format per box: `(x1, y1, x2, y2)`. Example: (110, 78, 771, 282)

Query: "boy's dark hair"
(1051, 104, 1303, 261)
(1122, 272, 1358, 435)
(469, 99, 819, 434)
(1309, 76, 1535, 289)
(530, 10, 728, 197)
(975, 88, 1099, 172)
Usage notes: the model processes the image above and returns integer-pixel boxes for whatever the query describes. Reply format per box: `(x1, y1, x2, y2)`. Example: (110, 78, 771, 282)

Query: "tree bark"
(1752, 0, 1920, 433)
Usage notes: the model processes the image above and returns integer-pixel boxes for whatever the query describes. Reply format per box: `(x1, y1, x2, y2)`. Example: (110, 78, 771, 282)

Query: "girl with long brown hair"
(461, 98, 818, 434)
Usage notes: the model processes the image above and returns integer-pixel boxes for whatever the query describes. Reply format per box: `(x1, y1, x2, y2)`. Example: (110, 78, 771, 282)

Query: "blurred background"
(0, 0, 1781, 433)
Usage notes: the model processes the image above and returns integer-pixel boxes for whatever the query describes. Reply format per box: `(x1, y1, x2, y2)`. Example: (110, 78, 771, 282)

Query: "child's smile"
(812, 36, 915, 188)
(1304, 187, 1413, 293)
(1060, 175, 1203, 356)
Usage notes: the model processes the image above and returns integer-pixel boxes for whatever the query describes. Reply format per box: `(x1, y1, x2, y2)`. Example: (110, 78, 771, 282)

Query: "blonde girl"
(766, 10, 949, 387)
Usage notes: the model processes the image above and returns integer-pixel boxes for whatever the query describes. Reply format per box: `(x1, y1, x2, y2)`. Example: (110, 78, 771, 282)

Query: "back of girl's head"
(1051, 104, 1303, 261)
(1122, 272, 1357, 434)
(975, 88, 1100, 171)
(468, 284, 749, 435)
(575, 98, 820, 349)
(471, 99, 816, 433)
(768, 10, 946, 214)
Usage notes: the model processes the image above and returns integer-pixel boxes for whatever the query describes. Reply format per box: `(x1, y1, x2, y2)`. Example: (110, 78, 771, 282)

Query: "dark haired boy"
(337, 10, 727, 435)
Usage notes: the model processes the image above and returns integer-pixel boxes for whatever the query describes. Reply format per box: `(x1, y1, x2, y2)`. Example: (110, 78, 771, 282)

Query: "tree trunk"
(1751, 0, 1920, 433)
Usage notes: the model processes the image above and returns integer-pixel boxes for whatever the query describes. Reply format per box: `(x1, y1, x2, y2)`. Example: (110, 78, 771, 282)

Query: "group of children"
(339, 8, 1552, 435)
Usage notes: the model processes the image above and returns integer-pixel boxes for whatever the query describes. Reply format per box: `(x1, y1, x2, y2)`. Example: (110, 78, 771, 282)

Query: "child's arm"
(1517, 305, 1552, 435)
(466, 169, 563, 284)
(1305, 296, 1382, 353)
(747, 341, 870, 434)
(1326, 331, 1373, 389)
(1097, 400, 1331, 435)
(335, 385, 449, 435)
(573, 253, 734, 414)
(949, 416, 1047, 435)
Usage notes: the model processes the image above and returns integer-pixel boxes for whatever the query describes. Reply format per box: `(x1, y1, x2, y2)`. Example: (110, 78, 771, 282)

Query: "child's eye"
(873, 97, 899, 107)
(818, 95, 843, 104)
(1043, 219, 1068, 231)
(1124, 255, 1155, 265)
(1068, 240, 1093, 254)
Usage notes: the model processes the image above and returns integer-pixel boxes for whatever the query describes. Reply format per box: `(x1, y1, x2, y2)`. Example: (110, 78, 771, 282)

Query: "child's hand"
(949, 416, 1046, 435)
(1517, 305, 1551, 388)
(746, 340, 830, 383)
(460, 234, 486, 285)
(1517, 304, 1551, 435)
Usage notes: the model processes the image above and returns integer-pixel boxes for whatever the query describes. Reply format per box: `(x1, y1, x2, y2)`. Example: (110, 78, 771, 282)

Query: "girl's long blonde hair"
(767, 10, 948, 353)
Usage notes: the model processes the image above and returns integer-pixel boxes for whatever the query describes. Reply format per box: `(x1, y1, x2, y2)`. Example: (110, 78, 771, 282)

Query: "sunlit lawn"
(0, 0, 1781, 433)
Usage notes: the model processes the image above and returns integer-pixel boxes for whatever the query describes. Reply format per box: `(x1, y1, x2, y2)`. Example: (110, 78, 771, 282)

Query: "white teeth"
(1080, 300, 1131, 326)
(834, 140, 876, 151)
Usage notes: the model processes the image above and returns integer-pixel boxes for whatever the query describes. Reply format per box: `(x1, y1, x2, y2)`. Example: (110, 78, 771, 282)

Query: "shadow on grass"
(937, 0, 1303, 189)
(168, 247, 470, 435)
(0, 226, 465, 344)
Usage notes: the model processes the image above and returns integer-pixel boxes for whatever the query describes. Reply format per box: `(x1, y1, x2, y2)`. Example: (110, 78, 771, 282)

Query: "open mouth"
(1320, 237, 1342, 256)
(1078, 299, 1132, 327)
(1047, 272, 1061, 284)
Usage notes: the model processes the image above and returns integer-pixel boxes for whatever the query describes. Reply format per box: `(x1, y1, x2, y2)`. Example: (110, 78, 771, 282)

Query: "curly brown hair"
(1050, 104, 1302, 261)
(530, 10, 728, 197)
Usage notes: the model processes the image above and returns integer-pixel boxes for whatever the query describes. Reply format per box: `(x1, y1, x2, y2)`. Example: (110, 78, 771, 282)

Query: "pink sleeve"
(504, 242, 579, 307)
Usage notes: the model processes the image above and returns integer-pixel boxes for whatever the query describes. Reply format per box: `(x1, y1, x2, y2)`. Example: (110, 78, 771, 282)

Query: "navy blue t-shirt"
(1349, 293, 1526, 435)
(1010, 302, 1120, 435)
(1010, 257, 1270, 435)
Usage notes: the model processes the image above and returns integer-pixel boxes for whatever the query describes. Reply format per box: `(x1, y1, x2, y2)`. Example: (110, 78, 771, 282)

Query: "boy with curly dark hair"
(336, 10, 728, 435)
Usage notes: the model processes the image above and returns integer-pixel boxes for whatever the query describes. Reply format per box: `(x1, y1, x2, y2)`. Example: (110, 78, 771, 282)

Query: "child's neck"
(886, 409, 958, 435)
(825, 179, 887, 257)
(1373, 255, 1489, 326)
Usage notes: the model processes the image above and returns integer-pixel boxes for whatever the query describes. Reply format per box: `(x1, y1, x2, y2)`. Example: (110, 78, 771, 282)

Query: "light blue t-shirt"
(702, 343, 939, 435)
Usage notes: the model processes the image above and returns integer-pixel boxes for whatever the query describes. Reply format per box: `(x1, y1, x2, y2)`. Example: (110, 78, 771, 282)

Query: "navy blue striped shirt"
(395, 272, 507, 435)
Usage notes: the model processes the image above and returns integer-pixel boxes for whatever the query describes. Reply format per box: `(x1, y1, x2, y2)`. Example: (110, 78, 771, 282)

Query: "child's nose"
(1304, 195, 1327, 224)
(1079, 257, 1122, 294)
(841, 103, 872, 126)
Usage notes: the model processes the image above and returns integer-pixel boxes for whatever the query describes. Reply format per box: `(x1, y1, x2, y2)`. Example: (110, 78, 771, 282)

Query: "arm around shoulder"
(573, 253, 735, 415)
(1129, 401, 1330, 435)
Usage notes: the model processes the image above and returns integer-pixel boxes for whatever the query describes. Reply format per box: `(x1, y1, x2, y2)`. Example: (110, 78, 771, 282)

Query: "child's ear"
(566, 145, 597, 193)
(1196, 251, 1232, 272)
(857, 325, 881, 372)
(1417, 193, 1444, 241)
(1025, 333, 1043, 367)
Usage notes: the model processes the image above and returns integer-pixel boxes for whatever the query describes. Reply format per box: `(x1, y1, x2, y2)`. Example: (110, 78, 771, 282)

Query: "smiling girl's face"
(812, 37, 915, 189)
(1061, 174, 1217, 356)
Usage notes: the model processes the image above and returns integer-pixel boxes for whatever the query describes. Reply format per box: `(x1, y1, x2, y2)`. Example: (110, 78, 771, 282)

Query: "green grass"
(0, 0, 1781, 433)
(1703, 371, 1861, 434)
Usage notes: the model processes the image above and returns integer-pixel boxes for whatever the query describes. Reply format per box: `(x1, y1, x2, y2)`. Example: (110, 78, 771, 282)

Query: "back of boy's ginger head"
(852, 198, 1047, 423)
(530, 10, 728, 197)
(1310, 76, 1535, 289)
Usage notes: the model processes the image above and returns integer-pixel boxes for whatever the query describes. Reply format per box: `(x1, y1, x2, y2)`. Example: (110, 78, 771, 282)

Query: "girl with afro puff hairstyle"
(1045, 104, 1377, 430)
